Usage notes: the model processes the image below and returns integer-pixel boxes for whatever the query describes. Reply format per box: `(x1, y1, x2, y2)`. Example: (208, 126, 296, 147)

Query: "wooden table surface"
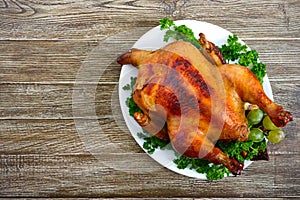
(0, 0, 299, 198)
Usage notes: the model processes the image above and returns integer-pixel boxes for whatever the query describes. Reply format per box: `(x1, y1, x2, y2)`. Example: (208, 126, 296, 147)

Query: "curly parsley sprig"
(122, 77, 142, 116)
(137, 131, 171, 154)
(217, 139, 267, 163)
(173, 154, 231, 180)
(159, 18, 202, 49)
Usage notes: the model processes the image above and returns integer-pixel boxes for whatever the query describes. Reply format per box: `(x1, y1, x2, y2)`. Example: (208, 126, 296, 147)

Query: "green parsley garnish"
(159, 18, 202, 49)
(122, 77, 137, 91)
(137, 131, 170, 154)
(123, 77, 142, 116)
(218, 34, 248, 62)
(125, 96, 142, 117)
(217, 139, 267, 163)
(173, 154, 230, 180)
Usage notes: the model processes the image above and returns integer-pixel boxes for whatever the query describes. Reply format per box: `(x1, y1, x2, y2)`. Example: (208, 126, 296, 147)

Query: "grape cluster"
(247, 109, 285, 144)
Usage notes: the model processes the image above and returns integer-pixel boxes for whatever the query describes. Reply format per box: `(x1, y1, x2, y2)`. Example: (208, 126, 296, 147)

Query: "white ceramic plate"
(118, 20, 273, 179)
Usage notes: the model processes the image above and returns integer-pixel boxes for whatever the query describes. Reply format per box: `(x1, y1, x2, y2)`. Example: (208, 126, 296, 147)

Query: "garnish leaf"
(173, 155, 230, 180)
(217, 139, 267, 163)
(159, 17, 202, 49)
(137, 131, 170, 154)
(123, 77, 142, 117)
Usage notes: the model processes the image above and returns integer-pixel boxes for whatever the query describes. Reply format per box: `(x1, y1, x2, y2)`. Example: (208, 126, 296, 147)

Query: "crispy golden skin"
(117, 40, 292, 175)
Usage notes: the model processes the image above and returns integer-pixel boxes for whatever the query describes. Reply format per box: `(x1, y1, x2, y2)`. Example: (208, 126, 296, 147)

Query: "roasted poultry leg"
(219, 64, 292, 127)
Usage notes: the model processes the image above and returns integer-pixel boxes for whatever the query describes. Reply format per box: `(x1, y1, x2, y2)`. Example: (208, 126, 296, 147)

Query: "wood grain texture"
(0, 153, 299, 197)
(0, 119, 141, 154)
(0, 0, 299, 198)
(0, 117, 298, 154)
(0, 81, 298, 119)
(0, 0, 299, 40)
(0, 39, 299, 83)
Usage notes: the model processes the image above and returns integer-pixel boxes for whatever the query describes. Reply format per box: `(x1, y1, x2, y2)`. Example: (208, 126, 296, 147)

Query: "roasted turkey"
(117, 36, 292, 175)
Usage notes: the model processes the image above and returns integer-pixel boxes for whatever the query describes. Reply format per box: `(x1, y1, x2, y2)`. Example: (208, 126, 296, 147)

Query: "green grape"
(263, 116, 279, 130)
(247, 109, 264, 125)
(267, 130, 285, 144)
(248, 128, 264, 142)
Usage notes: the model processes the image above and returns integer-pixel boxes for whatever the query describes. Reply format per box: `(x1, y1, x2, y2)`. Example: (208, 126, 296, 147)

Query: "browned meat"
(117, 40, 292, 175)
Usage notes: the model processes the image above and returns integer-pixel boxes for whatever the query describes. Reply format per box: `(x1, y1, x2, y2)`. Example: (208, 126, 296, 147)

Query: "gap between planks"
(0, 115, 115, 120)
(0, 37, 299, 41)
(0, 81, 118, 85)
(1, 78, 300, 85)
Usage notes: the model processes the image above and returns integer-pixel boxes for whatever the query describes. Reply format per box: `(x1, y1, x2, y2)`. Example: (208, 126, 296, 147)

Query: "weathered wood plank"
(0, 0, 299, 198)
(0, 117, 298, 155)
(0, 40, 299, 84)
(0, 153, 298, 197)
(0, 83, 117, 118)
(0, 0, 299, 40)
(0, 38, 137, 83)
(186, 0, 300, 38)
(0, 81, 298, 119)
(273, 153, 300, 197)
(0, 118, 141, 154)
(0, 0, 163, 40)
